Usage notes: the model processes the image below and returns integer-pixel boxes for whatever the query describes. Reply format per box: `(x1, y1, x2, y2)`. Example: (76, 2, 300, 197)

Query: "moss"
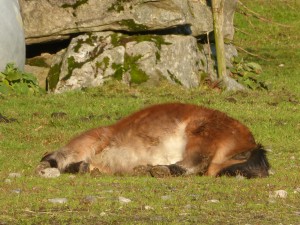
(197, 43, 204, 51)
(112, 54, 148, 84)
(110, 33, 120, 47)
(130, 66, 148, 84)
(73, 40, 83, 53)
(124, 54, 148, 84)
(200, 59, 206, 67)
(167, 70, 182, 85)
(96, 57, 110, 71)
(134, 35, 171, 50)
(109, 34, 171, 84)
(110, 33, 127, 47)
(62, 56, 85, 81)
(112, 63, 123, 80)
(199, 71, 208, 80)
(110, 33, 170, 50)
(118, 19, 149, 32)
(102, 57, 110, 70)
(47, 62, 62, 91)
(62, 0, 88, 9)
(73, 34, 99, 53)
(108, 0, 131, 13)
(63, 41, 105, 81)
(224, 38, 232, 44)
(155, 51, 161, 61)
(26, 58, 49, 68)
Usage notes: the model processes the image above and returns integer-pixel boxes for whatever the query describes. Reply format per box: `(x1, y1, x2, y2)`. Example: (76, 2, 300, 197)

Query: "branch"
(234, 27, 252, 36)
(235, 45, 271, 61)
(237, 0, 293, 28)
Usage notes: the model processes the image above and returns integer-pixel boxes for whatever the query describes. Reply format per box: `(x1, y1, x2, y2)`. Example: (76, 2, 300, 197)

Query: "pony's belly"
(92, 123, 188, 173)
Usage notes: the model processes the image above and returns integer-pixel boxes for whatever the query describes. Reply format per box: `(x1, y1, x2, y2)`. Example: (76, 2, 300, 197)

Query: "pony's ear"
(40, 152, 58, 168)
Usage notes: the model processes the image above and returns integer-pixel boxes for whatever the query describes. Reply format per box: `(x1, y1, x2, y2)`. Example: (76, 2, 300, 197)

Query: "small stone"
(12, 189, 21, 194)
(0, 114, 17, 123)
(225, 97, 237, 103)
(207, 199, 220, 203)
(51, 112, 67, 118)
(80, 115, 95, 122)
(268, 169, 275, 175)
(9, 173, 21, 178)
(268, 199, 276, 204)
(161, 195, 171, 200)
(278, 64, 285, 67)
(4, 179, 11, 183)
(184, 204, 192, 209)
(293, 187, 300, 194)
(119, 196, 132, 204)
(236, 174, 245, 180)
(84, 195, 97, 203)
(100, 212, 107, 217)
(144, 205, 154, 210)
(48, 198, 68, 204)
(269, 190, 288, 199)
(38, 168, 60, 178)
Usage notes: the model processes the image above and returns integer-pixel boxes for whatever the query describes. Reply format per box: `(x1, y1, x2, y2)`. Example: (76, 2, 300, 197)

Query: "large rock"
(48, 32, 205, 93)
(223, 0, 238, 40)
(47, 31, 238, 93)
(0, 0, 25, 71)
(20, 0, 236, 44)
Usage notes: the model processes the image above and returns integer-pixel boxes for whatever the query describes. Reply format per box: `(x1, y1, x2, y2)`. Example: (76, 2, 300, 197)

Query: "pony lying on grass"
(37, 103, 270, 178)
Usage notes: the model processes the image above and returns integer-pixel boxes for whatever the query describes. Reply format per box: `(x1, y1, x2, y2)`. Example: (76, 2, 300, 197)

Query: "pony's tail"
(218, 145, 270, 178)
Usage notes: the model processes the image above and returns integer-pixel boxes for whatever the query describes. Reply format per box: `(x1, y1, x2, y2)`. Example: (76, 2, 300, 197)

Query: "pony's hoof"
(150, 165, 171, 178)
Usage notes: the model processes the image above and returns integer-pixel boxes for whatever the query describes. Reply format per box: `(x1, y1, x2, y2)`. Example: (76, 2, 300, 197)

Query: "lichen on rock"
(47, 31, 210, 92)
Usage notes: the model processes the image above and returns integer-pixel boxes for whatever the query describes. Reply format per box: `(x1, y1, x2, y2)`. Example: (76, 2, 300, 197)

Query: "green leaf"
(246, 62, 263, 74)
(0, 63, 44, 95)
(22, 73, 38, 83)
(6, 70, 22, 81)
(5, 63, 16, 72)
(0, 83, 12, 94)
(0, 73, 5, 82)
(243, 64, 252, 72)
(12, 82, 30, 95)
(1, 78, 10, 86)
(233, 56, 243, 64)
(230, 68, 238, 74)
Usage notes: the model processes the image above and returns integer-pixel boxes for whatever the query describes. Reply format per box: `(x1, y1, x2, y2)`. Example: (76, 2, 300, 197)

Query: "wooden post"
(211, 0, 227, 80)
(209, 0, 245, 91)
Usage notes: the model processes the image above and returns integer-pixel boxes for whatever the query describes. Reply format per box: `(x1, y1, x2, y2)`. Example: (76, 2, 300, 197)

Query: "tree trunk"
(212, 0, 226, 80)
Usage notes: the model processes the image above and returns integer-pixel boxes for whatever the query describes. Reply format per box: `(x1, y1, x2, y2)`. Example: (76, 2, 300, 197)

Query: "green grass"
(0, 0, 300, 224)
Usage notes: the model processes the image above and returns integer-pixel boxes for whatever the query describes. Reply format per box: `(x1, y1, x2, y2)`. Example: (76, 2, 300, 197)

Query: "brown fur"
(37, 103, 269, 178)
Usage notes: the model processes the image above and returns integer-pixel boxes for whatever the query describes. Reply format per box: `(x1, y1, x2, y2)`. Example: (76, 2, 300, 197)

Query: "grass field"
(0, 0, 299, 224)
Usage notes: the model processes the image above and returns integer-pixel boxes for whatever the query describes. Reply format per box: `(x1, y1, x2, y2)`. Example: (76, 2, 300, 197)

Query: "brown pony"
(37, 103, 270, 178)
